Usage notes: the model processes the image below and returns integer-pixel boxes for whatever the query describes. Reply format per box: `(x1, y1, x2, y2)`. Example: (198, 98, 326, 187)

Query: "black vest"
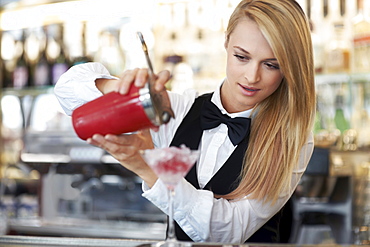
(169, 93, 290, 243)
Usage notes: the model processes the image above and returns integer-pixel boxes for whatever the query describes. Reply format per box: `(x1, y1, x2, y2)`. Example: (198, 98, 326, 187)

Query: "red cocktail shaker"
(72, 32, 174, 140)
(72, 82, 174, 140)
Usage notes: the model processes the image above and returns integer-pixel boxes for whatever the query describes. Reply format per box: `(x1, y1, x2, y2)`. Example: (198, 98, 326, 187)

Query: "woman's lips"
(239, 84, 260, 96)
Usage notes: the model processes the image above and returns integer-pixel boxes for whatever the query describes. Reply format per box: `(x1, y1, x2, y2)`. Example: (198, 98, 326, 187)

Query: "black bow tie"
(200, 100, 251, 146)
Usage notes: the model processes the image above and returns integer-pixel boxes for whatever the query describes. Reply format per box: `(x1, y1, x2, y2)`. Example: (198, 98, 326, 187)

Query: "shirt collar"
(211, 81, 253, 118)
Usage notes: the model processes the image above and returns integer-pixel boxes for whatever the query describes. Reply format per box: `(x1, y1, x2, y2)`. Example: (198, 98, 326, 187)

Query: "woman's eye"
(265, 63, 280, 70)
(234, 54, 249, 61)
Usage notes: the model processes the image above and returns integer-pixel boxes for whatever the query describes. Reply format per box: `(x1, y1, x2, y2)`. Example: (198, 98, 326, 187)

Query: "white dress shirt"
(54, 62, 314, 244)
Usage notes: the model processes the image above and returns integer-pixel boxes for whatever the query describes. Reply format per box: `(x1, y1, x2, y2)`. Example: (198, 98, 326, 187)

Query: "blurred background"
(0, 0, 370, 245)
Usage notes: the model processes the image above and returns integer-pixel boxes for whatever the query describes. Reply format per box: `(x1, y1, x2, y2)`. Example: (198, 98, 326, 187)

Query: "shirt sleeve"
(142, 132, 314, 243)
(54, 62, 118, 116)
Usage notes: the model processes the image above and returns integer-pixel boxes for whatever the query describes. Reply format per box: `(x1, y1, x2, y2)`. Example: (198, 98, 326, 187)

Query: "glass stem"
(167, 188, 176, 241)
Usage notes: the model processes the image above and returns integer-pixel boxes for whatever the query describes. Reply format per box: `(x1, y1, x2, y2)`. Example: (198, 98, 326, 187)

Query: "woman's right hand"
(87, 129, 158, 188)
(95, 68, 171, 95)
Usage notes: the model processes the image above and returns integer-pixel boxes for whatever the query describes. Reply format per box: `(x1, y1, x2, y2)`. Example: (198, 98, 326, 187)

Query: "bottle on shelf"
(33, 26, 51, 87)
(310, 20, 325, 74)
(352, 0, 370, 73)
(314, 100, 325, 134)
(70, 21, 93, 66)
(1, 30, 17, 88)
(309, 0, 325, 74)
(94, 29, 125, 77)
(13, 29, 31, 89)
(324, 22, 351, 74)
(351, 83, 370, 149)
(46, 24, 70, 85)
(334, 89, 351, 150)
(334, 89, 350, 133)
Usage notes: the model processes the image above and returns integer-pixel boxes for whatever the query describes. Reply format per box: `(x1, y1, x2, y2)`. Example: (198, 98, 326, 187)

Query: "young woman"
(55, 0, 315, 243)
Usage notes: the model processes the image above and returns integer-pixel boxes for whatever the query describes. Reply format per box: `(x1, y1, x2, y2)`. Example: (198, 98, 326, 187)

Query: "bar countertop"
(0, 235, 357, 247)
(0, 236, 151, 247)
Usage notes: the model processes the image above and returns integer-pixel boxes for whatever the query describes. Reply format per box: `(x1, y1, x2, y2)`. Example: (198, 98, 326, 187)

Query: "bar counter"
(0, 235, 357, 247)
(0, 236, 150, 247)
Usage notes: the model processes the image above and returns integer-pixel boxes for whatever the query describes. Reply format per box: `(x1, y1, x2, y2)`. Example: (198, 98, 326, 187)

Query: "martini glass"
(141, 145, 199, 247)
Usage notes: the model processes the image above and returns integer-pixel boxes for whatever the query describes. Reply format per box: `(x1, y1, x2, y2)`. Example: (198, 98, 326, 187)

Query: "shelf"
(315, 73, 370, 85)
(1, 86, 54, 96)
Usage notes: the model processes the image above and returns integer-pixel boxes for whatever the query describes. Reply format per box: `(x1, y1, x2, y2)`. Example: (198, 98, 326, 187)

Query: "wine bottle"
(47, 24, 69, 85)
(93, 29, 125, 77)
(352, 0, 370, 73)
(325, 22, 351, 74)
(351, 84, 370, 149)
(310, 21, 325, 74)
(334, 90, 350, 133)
(1, 30, 16, 88)
(71, 21, 93, 66)
(33, 26, 51, 87)
(13, 29, 30, 88)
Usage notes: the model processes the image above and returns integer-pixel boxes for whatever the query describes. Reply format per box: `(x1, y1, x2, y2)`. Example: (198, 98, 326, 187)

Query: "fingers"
(87, 132, 150, 154)
(87, 134, 133, 163)
(155, 70, 171, 91)
(135, 68, 150, 88)
(117, 68, 171, 95)
(87, 134, 129, 150)
(118, 68, 141, 94)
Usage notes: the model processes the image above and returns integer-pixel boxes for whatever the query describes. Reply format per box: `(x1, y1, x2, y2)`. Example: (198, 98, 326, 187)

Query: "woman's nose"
(244, 63, 260, 83)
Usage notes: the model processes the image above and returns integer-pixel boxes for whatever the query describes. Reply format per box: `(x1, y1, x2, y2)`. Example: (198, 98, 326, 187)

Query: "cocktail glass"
(141, 145, 199, 247)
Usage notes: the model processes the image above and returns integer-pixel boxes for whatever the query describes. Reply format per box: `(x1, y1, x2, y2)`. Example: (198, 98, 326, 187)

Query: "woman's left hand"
(86, 129, 158, 187)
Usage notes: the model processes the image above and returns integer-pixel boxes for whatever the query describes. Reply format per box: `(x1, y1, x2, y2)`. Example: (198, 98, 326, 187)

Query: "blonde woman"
(55, 0, 315, 244)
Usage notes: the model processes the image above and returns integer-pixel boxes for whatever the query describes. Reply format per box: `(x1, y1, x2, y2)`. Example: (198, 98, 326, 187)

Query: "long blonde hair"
(223, 0, 315, 204)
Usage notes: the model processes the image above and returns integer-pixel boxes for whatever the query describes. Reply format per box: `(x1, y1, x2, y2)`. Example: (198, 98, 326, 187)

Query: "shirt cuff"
(142, 178, 214, 242)
(54, 62, 118, 116)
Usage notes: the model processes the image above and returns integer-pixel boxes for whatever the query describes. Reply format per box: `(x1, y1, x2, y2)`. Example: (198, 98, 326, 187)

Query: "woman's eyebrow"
(233, 46, 278, 62)
(233, 46, 250, 54)
(264, 58, 278, 62)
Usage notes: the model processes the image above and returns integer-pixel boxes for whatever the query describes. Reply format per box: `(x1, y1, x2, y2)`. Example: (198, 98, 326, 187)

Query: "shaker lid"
(139, 74, 175, 126)
(137, 31, 175, 126)
(148, 77, 175, 125)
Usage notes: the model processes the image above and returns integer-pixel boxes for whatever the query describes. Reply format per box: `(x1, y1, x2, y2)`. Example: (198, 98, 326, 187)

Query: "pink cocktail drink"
(142, 145, 199, 246)
(142, 146, 199, 190)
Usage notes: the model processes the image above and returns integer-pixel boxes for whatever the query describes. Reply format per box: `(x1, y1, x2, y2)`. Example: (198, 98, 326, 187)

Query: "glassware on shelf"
(141, 145, 199, 247)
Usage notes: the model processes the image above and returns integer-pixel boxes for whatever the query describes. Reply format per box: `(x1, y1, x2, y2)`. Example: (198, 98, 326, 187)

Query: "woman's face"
(222, 18, 284, 113)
